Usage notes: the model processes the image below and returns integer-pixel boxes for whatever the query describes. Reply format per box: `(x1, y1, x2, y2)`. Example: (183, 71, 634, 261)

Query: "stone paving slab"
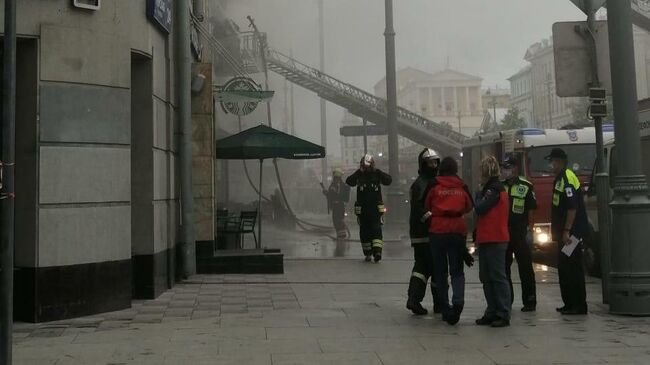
(272, 352, 383, 365)
(12, 258, 650, 364)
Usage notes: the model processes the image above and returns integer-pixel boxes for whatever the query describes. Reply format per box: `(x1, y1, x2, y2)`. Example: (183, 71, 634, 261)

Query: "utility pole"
(581, 0, 611, 303)
(492, 94, 498, 128)
(318, 0, 328, 182)
(363, 119, 368, 154)
(176, 0, 196, 277)
(531, 78, 538, 128)
(546, 74, 554, 128)
(1, 0, 17, 362)
(384, 0, 399, 181)
(283, 77, 289, 133)
(290, 50, 296, 135)
(606, 0, 650, 315)
(247, 16, 273, 129)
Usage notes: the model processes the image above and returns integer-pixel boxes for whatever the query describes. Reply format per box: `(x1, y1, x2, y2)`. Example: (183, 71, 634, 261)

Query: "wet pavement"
(271, 213, 563, 271)
(263, 213, 415, 259)
(13, 257, 650, 365)
(14, 214, 649, 364)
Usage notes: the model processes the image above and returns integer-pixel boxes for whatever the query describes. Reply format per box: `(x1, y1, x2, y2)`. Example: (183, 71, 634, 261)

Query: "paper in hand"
(561, 235, 581, 257)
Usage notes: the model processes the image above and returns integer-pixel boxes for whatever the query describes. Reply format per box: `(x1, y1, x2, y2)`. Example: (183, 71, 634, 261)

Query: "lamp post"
(318, 0, 328, 183)
(1, 0, 16, 362)
(606, 0, 650, 315)
(384, 0, 399, 181)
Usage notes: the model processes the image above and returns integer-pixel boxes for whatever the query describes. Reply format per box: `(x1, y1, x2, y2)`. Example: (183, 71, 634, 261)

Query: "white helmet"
(421, 148, 439, 162)
(361, 154, 375, 168)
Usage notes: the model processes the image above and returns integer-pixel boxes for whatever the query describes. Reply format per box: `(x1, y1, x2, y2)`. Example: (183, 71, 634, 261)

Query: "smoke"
(218, 0, 583, 159)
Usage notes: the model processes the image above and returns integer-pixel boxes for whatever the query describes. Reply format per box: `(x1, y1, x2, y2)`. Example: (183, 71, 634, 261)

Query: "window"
(527, 144, 597, 177)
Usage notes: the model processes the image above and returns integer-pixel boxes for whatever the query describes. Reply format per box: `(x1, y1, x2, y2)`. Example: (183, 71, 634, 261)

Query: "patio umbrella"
(215, 124, 326, 248)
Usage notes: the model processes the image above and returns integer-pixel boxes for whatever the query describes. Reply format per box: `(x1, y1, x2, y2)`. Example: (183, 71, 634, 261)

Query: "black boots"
(372, 247, 382, 263)
(406, 298, 428, 315)
(443, 304, 463, 325)
(521, 304, 536, 312)
(407, 277, 428, 315)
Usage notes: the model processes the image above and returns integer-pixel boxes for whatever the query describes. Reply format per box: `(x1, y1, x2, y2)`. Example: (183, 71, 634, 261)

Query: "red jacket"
(475, 178, 510, 244)
(425, 175, 473, 235)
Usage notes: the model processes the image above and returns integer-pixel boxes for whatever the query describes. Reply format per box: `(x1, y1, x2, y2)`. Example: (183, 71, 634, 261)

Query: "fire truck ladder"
(266, 49, 467, 157)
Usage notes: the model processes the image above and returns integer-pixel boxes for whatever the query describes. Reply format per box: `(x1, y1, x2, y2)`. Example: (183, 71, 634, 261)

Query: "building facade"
(6, 0, 219, 322)
(508, 65, 534, 127)
(632, 25, 650, 100)
(525, 38, 583, 129)
(482, 88, 511, 111)
(374, 67, 484, 137)
(509, 29, 650, 129)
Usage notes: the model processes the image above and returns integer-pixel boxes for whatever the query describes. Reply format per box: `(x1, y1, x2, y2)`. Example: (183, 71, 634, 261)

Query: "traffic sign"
(552, 21, 612, 97)
(147, 0, 172, 34)
(569, 0, 606, 14)
(570, 1, 650, 33)
(340, 125, 387, 137)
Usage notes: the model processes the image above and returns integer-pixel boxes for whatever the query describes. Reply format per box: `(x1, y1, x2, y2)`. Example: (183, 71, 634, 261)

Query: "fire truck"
(462, 126, 614, 250)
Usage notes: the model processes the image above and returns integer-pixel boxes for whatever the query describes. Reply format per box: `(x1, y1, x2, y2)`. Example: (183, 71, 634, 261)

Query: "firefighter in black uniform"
(547, 148, 588, 315)
(323, 168, 351, 239)
(406, 148, 440, 315)
(501, 154, 537, 312)
(346, 154, 392, 262)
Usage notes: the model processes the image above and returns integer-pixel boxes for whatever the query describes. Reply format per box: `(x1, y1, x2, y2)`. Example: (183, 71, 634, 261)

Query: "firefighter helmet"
(360, 154, 375, 168)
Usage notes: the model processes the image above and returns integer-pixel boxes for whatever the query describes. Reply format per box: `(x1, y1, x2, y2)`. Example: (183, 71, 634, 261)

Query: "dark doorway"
(130, 52, 156, 299)
(3, 38, 39, 321)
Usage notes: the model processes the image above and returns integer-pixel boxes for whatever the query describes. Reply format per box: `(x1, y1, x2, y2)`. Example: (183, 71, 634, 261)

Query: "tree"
(499, 107, 526, 131)
(568, 97, 614, 128)
(569, 98, 592, 127)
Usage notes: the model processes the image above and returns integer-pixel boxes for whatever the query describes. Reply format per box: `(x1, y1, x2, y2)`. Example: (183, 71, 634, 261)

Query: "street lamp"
(1, 0, 16, 362)
(606, 0, 650, 315)
(384, 0, 399, 180)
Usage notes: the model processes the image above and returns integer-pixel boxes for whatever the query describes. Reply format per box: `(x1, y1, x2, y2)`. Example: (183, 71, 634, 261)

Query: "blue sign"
(147, 0, 172, 34)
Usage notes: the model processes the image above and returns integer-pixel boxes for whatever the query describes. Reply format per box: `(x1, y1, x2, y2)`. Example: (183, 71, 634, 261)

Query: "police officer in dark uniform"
(406, 148, 440, 315)
(346, 154, 392, 262)
(501, 154, 537, 312)
(547, 148, 588, 315)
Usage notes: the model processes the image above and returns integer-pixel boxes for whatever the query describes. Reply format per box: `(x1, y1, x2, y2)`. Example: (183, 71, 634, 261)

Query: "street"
(4, 1, 650, 364)
(11, 222, 650, 364)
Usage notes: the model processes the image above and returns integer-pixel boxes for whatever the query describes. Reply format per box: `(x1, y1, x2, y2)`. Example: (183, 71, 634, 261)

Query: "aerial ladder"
(265, 49, 467, 157)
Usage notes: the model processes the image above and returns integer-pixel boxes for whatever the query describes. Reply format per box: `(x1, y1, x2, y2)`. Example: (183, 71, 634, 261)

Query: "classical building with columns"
(374, 67, 484, 137)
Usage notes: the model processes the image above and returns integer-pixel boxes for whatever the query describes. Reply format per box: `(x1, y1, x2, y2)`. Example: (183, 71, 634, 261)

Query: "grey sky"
(222, 0, 585, 158)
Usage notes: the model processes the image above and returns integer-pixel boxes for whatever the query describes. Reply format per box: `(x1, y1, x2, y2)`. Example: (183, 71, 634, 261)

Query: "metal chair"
(238, 211, 258, 249)
(216, 208, 230, 231)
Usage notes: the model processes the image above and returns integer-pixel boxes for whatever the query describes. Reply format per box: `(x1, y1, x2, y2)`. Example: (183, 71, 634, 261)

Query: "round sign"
(220, 77, 262, 116)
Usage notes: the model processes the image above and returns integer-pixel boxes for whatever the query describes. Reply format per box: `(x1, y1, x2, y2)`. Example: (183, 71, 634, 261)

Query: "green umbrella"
(215, 124, 326, 248)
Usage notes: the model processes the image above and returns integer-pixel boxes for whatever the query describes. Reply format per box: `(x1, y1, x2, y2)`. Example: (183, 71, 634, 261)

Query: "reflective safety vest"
(553, 169, 580, 207)
(355, 202, 386, 216)
(507, 177, 532, 215)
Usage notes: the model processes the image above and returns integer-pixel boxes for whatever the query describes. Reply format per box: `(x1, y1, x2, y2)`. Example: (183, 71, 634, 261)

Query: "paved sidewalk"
(13, 258, 650, 365)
